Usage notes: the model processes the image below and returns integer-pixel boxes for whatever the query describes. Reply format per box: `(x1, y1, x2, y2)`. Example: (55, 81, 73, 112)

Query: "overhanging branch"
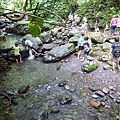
(4, 0, 28, 22)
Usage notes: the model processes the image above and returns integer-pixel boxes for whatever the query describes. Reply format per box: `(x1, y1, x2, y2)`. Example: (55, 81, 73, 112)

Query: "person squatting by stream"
(22, 38, 38, 58)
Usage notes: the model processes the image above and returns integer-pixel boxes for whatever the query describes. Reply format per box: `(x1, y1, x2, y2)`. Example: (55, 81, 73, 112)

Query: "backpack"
(112, 42, 120, 57)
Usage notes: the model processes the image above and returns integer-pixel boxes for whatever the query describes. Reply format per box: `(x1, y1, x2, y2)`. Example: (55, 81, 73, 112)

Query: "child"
(77, 33, 85, 61)
(109, 37, 120, 72)
(14, 42, 22, 64)
(84, 36, 92, 58)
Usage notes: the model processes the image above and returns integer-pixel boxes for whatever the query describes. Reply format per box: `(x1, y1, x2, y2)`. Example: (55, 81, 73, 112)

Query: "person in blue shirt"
(77, 33, 85, 61)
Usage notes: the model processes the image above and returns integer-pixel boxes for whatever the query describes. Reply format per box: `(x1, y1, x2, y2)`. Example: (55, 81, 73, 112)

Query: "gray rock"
(89, 87, 100, 92)
(95, 90, 106, 97)
(86, 32, 105, 44)
(81, 58, 98, 73)
(50, 106, 60, 113)
(43, 43, 75, 62)
(59, 93, 72, 105)
(92, 94, 99, 99)
(102, 87, 110, 94)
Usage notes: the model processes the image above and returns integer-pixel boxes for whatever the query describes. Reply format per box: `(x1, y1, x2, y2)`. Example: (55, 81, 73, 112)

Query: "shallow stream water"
(0, 35, 119, 120)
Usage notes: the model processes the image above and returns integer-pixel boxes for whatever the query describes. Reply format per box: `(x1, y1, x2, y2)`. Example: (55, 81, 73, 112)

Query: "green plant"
(82, 62, 99, 73)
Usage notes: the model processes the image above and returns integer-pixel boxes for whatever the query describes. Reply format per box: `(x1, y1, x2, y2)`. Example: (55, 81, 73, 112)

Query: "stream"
(0, 35, 119, 120)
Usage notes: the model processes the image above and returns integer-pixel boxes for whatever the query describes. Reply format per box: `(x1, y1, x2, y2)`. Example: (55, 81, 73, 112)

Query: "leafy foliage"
(29, 16, 43, 37)
(76, 0, 120, 26)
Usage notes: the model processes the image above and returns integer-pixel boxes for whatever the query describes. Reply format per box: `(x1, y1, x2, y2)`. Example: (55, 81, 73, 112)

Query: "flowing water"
(0, 35, 119, 120)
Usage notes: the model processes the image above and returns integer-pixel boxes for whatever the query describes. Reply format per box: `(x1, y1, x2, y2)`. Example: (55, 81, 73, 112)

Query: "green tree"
(0, 0, 79, 37)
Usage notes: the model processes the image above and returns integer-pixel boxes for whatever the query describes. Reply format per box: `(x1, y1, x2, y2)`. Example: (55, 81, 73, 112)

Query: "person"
(110, 15, 118, 35)
(109, 37, 120, 72)
(74, 14, 80, 26)
(22, 38, 37, 55)
(104, 22, 109, 34)
(117, 16, 120, 34)
(94, 19, 100, 32)
(14, 42, 22, 64)
(81, 22, 88, 34)
(77, 33, 85, 61)
(84, 36, 92, 58)
(82, 16, 88, 24)
(68, 14, 74, 26)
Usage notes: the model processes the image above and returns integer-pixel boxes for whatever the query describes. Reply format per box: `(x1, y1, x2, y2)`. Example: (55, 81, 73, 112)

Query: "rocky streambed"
(0, 54, 120, 120)
(0, 19, 120, 120)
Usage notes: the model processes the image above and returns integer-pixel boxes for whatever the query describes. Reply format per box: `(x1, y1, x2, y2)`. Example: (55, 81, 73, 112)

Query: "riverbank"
(56, 53, 120, 91)
(1, 31, 120, 120)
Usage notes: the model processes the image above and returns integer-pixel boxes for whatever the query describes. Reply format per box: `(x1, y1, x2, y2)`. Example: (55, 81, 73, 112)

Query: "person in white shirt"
(22, 38, 37, 54)
(104, 22, 109, 34)
(74, 14, 80, 26)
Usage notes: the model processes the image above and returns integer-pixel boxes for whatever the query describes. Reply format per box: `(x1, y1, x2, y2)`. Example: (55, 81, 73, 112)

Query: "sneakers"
(112, 67, 119, 73)
(80, 57, 85, 62)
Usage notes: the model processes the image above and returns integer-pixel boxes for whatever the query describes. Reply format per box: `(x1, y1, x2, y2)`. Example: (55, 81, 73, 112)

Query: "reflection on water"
(0, 33, 73, 119)
(0, 57, 73, 119)
(0, 34, 22, 48)
(1, 60, 72, 89)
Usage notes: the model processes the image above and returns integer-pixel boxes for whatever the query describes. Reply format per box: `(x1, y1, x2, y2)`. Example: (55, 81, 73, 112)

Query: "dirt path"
(59, 52, 120, 92)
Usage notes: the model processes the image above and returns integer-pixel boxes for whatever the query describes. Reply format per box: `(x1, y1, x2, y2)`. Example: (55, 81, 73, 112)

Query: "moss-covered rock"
(81, 57, 99, 73)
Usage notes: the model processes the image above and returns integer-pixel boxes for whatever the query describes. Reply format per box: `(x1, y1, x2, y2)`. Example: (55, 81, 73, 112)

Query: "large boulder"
(86, 32, 105, 44)
(39, 31, 52, 43)
(5, 20, 30, 35)
(22, 34, 43, 51)
(43, 43, 75, 62)
(0, 35, 6, 41)
(69, 27, 81, 36)
(69, 35, 81, 45)
(102, 42, 111, 52)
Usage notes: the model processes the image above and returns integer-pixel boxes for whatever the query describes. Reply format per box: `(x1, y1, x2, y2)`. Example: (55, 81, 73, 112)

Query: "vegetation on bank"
(0, 0, 120, 37)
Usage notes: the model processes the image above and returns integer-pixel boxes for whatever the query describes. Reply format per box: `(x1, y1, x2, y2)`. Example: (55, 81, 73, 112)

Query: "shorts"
(112, 55, 120, 62)
(15, 55, 20, 59)
(79, 46, 84, 50)
(84, 49, 91, 56)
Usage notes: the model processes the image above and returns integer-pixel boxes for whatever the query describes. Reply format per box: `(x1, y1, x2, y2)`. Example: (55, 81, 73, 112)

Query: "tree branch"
(5, 0, 28, 22)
